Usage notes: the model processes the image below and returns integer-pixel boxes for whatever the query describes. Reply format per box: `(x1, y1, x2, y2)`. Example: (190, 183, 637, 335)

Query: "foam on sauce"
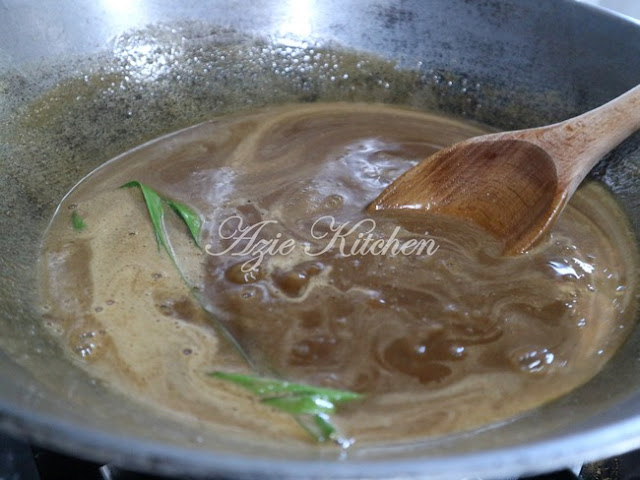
(39, 103, 639, 445)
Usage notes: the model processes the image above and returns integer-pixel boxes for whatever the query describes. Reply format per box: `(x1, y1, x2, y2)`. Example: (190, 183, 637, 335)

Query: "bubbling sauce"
(40, 103, 638, 444)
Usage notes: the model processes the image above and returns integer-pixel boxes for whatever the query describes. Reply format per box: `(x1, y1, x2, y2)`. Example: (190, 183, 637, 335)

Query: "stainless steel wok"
(1, 0, 640, 478)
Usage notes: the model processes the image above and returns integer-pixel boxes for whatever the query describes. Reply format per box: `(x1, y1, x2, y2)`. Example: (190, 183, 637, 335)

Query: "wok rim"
(4, 391, 640, 479)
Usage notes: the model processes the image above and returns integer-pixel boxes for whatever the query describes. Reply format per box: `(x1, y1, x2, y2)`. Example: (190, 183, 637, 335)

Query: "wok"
(1, 0, 640, 478)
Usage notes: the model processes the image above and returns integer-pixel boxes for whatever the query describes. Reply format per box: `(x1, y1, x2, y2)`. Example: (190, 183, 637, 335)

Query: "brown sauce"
(39, 103, 639, 445)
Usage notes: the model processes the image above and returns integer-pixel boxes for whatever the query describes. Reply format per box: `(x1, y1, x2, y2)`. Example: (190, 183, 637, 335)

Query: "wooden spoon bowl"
(368, 85, 640, 254)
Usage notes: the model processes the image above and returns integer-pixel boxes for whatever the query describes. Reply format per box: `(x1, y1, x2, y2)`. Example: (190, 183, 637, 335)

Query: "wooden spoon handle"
(515, 84, 640, 194)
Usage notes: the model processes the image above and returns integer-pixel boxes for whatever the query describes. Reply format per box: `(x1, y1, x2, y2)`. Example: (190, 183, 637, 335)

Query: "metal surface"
(0, 0, 640, 478)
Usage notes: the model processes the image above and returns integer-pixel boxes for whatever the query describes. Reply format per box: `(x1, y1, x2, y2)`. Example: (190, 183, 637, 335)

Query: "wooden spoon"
(368, 85, 640, 254)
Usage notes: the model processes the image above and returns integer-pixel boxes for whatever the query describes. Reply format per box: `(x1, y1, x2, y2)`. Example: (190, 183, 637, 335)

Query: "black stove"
(1, 430, 638, 480)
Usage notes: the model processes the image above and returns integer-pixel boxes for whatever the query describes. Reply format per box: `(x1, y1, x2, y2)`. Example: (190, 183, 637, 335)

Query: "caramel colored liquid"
(39, 103, 638, 445)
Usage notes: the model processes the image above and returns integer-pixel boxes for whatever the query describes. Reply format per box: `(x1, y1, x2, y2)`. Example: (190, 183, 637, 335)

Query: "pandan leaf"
(71, 211, 87, 232)
(121, 181, 169, 254)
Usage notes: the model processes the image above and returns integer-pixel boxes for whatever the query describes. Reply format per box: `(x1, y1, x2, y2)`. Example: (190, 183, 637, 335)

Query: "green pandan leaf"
(310, 413, 339, 443)
(209, 371, 362, 445)
(71, 211, 87, 232)
(124, 180, 263, 394)
(262, 394, 336, 415)
(208, 371, 363, 403)
(166, 198, 202, 247)
(296, 413, 353, 446)
(121, 181, 169, 254)
(121, 181, 203, 256)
